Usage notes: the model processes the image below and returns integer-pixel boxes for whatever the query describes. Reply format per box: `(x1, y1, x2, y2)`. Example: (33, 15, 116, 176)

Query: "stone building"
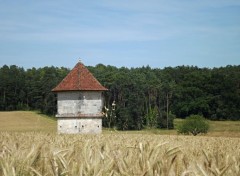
(52, 61, 107, 134)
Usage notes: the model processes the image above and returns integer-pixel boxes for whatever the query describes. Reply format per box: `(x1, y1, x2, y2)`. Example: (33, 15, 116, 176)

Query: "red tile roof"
(52, 62, 108, 92)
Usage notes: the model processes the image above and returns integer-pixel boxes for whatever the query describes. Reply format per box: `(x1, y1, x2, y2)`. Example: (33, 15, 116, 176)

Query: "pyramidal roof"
(52, 62, 108, 92)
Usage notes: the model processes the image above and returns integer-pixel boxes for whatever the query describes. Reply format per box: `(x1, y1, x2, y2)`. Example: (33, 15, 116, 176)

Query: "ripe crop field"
(0, 132, 240, 175)
(0, 111, 240, 175)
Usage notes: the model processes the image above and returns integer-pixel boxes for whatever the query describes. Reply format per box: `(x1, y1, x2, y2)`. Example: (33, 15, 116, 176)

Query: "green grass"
(104, 118, 240, 137)
(175, 118, 240, 132)
(175, 118, 240, 137)
(209, 120, 240, 131)
(0, 111, 239, 137)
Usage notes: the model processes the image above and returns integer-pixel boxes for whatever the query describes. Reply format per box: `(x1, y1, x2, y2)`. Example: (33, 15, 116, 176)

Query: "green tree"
(0, 63, 239, 127)
(158, 111, 175, 129)
(144, 106, 158, 128)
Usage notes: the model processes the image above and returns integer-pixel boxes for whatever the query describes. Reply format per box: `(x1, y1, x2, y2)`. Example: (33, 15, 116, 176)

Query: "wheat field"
(0, 132, 239, 176)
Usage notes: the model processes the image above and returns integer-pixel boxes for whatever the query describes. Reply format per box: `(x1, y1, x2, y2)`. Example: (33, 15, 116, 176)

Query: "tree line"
(0, 64, 239, 130)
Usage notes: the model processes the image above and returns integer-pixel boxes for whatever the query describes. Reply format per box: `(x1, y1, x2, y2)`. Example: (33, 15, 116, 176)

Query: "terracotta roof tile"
(52, 62, 108, 92)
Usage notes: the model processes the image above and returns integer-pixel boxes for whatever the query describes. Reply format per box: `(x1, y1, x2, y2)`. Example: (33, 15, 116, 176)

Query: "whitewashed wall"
(58, 118, 102, 134)
(56, 91, 104, 134)
(57, 91, 104, 117)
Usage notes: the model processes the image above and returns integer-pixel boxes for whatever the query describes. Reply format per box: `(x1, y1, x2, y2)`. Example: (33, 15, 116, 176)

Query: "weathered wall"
(58, 118, 102, 134)
(57, 91, 104, 117)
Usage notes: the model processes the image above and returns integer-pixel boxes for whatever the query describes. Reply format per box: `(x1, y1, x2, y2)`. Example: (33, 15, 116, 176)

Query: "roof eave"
(52, 88, 108, 92)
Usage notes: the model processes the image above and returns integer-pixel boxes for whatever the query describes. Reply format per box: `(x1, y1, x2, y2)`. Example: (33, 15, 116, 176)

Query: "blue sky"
(0, 0, 240, 69)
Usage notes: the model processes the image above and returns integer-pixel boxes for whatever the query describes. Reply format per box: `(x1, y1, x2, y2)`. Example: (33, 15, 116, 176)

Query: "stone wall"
(58, 118, 102, 134)
(57, 91, 104, 116)
(56, 91, 104, 134)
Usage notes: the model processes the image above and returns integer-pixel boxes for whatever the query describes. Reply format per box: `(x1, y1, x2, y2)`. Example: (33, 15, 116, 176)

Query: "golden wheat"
(0, 132, 239, 176)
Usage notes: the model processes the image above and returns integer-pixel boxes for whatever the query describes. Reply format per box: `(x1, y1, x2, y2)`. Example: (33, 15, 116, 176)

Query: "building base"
(57, 118, 102, 134)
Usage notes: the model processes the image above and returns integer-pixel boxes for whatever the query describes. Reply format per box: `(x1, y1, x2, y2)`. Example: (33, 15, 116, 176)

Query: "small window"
(82, 125, 84, 128)
(97, 125, 100, 128)
(75, 126, 77, 128)
(59, 126, 62, 128)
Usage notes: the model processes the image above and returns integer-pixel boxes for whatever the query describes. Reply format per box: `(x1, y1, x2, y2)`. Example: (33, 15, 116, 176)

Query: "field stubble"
(0, 132, 239, 176)
(0, 111, 56, 132)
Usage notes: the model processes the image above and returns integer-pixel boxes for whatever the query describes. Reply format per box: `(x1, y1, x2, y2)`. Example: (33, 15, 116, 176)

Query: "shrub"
(177, 115, 209, 136)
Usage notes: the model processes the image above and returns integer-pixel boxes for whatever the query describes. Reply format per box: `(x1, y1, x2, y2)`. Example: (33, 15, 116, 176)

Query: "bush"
(177, 115, 209, 136)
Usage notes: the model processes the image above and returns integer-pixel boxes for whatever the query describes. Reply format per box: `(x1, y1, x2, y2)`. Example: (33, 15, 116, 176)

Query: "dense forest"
(0, 64, 240, 130)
